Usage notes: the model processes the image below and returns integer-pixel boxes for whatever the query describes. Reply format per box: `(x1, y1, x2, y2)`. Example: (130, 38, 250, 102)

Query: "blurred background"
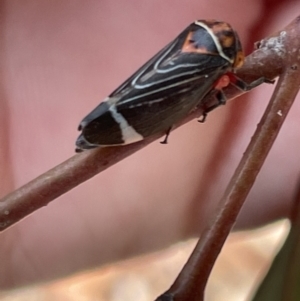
(1, 220, 289, 301)
(1, 0, 300, 300)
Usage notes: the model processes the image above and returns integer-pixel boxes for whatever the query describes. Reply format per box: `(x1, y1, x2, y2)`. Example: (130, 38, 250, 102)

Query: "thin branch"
(155, 16, 300, 301)
(0, 20, 285, 232)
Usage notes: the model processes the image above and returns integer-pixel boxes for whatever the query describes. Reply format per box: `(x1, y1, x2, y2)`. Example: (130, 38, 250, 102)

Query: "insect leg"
(198, 112, 207, 123)
(198, 76, 274, 123)
(160, 127, 172, 144)
(198, 90, 226, 123)
(230, 76, 274, 92)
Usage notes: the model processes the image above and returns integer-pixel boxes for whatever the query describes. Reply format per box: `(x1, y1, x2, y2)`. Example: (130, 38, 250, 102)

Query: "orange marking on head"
(233, 51, 244, 68)
(181, 32, 207, 53)
(181, 31, 218, 55)
(219, 35, 234, 48)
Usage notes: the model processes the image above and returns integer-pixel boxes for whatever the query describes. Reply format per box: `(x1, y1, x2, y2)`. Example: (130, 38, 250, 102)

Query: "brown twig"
(155, 16, 300, 301)
(0, 19, 285, 232)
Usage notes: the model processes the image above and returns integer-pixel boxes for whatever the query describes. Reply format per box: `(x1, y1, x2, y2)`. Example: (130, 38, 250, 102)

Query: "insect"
(76, 19, 246, 151)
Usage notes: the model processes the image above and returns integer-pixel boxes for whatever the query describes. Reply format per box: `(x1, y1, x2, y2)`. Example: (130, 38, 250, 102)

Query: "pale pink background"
(0, 0, 299, 288)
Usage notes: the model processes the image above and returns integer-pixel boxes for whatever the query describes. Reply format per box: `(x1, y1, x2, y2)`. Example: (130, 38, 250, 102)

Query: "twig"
(0, 21, 284, 231)
(155, 16, 300, 301)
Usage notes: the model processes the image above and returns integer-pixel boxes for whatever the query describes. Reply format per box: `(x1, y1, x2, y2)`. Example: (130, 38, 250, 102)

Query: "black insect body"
(76, 20, 245, 151)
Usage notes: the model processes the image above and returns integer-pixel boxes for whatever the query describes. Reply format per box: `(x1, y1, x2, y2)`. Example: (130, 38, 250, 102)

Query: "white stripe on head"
(108, 105, 144, 144)
(194, 21, 233, 63)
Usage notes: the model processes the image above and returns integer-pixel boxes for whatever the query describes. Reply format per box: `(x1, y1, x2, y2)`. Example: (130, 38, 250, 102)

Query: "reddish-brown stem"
(155, 16, 300, 301)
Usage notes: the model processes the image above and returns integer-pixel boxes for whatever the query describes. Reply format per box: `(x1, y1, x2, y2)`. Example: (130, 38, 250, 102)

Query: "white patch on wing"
(109, 105, 144, 144)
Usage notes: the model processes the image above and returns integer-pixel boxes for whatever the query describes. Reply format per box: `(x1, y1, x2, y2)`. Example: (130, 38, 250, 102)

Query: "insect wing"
(77, 22, 232, 148)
